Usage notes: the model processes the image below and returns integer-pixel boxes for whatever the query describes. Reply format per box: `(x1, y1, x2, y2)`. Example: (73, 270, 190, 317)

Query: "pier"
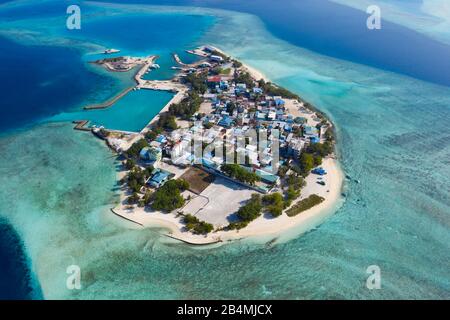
(83, 87, 134, 110)
(72, 120, 91, 131)
(83, 55, 158, 110)
(173, 53, 188, 66)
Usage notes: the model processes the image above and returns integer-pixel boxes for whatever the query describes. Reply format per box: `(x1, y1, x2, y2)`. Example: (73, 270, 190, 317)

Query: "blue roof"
(156, 135, 167, 143)
(151, 171, 170, 183)
(219, 116, 233, 127)
(140, 147, 150, 159)
(310, 137, 320, 143)
(275, 98, 285, 105)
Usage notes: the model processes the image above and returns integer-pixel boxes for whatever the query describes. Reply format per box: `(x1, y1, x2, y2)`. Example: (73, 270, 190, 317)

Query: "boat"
(104, 48, 120, 54)
(151, 64, 160, 69)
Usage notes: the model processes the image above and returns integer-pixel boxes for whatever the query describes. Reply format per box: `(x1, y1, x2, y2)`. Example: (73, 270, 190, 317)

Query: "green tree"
(237, 194, 262, 222)
(151, 179, 190, 212)
(299, 153, 315, 176)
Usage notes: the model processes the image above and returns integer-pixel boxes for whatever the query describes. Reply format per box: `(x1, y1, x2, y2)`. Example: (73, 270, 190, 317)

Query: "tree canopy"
(151, 179, 190, 212)
(221, 164, 261, 186)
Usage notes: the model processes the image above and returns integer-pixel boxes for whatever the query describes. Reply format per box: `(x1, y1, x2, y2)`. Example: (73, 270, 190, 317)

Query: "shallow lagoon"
(51, 89, 175, 132)
(0, 1, 449, 299)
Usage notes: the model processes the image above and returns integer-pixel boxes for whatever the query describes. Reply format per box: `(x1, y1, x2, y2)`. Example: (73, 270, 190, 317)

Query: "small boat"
(104, 48, 120, 54)
(151, 64, 160, 69)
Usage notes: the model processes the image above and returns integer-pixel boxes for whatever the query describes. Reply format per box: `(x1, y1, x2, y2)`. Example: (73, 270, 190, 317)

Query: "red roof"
(207, 76, 222, 83)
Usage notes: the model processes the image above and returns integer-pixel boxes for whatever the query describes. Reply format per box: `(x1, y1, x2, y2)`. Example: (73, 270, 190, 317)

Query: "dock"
(83, 55, 158, 110)
(83, 86, 134, 110)
(72, 120, 91, 131)
(173, 53, 188, 66)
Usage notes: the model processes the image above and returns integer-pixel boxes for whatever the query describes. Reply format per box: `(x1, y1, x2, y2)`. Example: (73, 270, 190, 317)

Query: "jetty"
(83, 87, 134, 110)
(173, 53, 188, 66)
(83, 55, 158, 110)
(72, 120, 91, 131)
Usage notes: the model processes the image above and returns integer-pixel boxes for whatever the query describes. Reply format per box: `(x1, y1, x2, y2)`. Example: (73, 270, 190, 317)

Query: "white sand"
(112, 157, 344, 245)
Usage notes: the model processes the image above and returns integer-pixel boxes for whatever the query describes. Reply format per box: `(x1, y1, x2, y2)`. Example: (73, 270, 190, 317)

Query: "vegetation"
(183, 214, 214, 235)
(286, 194, 325, 217)
(236, 194, 263, 222)
(232, 60, 242, 68)
(258, 79, 300, 100)
(221, 164, 261, 186)
(156, 113, 178, 131)
(211, 50, 229, 61)
(306, 142, 333, 158)
(324, 127, 335, 142)
(277, 165, 289, 178)
(210, 66, 231, 75)
(227, 221, 249, 230)
(139, 190, 153, 207)
(126, 192, 140, 205)
(124, 158, 136, 170)
(299, 153, 315, 177)
(145, 130, 158, 141)
(184, 72, 208, 94)
(169, 92, 202, 119)
(151, 179, 190, 212)
(125, 139, 148, 159)
(235, 72, 254, 89)
(262, 192, 284, 217)
(285, 186, 301, 208)
(126, 166, 149, 193)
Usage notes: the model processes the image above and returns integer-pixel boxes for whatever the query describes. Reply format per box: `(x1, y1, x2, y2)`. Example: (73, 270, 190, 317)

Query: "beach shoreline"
(112, 157, 344, 245)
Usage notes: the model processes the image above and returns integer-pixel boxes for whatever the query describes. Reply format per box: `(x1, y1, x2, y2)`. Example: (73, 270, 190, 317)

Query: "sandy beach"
(112, 157, 344, 245)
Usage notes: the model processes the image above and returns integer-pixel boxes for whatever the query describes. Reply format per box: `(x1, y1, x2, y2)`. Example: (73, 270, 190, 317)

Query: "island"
(78, 45, 344, 245)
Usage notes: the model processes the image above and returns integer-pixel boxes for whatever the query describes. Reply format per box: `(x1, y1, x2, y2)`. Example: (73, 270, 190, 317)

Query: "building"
(139, 147, 162, 164)
(147, 170, 171, 188)
(210, 55, 224, 63)
(288, 139, 305, 158)
(218, 116, 233, 128)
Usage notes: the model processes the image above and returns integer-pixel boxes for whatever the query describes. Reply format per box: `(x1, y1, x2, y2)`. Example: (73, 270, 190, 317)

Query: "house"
(255, 168, 280, 185)
(256, 111, 266, 120)
(199, 62, 212, 68)
(147, 170, 171, 188)
(275, 98, 285, 107)
(303, 125, 319, 138)
(207, 76, 222, 88)
(253, 87, 263, 94)
(294, 117, 307, 124)
(156, 134, 167, 144)
(267, 111, 277, 121)
(310, 136, 320, 144)
(204, 46, 215, 53)
(139, 147, 162, 163)
(218, 116, 233, 128)
(288, 139, 305, 158)
(210, 55, 224, 63)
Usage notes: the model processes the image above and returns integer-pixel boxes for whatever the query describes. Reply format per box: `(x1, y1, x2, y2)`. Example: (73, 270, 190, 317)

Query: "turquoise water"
(51, 89, 175, 132)
(0, 1, 448, 299)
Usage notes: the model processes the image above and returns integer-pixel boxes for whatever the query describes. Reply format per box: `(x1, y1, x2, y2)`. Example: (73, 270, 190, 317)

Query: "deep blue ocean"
(0, 0, 448, 299)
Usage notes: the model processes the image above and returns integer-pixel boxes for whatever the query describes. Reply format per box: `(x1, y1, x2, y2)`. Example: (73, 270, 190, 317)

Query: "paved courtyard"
(181, 176, 256, 227)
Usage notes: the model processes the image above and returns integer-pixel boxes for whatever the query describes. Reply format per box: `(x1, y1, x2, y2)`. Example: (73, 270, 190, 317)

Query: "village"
(89, 45, 339, 244)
